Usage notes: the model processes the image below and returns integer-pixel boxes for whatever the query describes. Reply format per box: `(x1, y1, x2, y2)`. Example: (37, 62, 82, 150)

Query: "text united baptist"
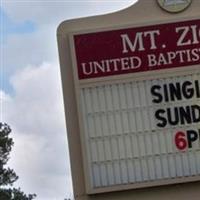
(81, 25, 199, 75)
(74, 19, 200, 79)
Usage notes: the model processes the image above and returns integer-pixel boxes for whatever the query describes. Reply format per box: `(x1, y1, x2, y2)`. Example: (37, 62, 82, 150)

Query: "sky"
(0, 0, 137, 199)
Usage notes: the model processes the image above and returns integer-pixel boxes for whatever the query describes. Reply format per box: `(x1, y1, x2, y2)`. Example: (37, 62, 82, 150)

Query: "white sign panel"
(79, 72, 200, 193)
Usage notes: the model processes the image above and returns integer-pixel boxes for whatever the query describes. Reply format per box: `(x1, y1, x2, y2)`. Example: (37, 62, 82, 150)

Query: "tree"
(0, 122, 36, 200)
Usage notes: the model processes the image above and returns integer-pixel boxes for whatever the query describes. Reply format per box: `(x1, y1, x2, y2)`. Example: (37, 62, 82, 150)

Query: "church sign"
(58, 0, 200, 199)
(69, 18, 200, 194)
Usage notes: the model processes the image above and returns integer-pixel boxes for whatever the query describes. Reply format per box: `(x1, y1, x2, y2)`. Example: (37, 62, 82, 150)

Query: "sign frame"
(57, 0, 200, 199)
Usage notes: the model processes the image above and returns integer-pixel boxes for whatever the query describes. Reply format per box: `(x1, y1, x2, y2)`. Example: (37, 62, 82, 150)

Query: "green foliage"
(0, 122, 36, 200)
(0, 188, 36, 200)
(0, 123, 18, 187)
(0, 168, 18, 187)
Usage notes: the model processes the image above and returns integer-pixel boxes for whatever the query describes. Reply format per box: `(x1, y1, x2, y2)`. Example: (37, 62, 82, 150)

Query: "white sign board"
(57, 0, 200, 199)
(69, 18, 200, 194)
